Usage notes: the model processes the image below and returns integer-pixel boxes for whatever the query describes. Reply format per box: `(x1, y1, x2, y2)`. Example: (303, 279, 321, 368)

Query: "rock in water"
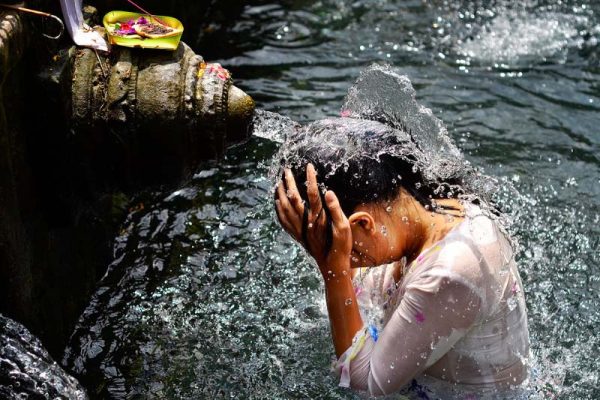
(0, 314, 88, 399)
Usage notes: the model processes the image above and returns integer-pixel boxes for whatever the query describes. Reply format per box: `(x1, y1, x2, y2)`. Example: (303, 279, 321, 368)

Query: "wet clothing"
(335, 205, 530, 396)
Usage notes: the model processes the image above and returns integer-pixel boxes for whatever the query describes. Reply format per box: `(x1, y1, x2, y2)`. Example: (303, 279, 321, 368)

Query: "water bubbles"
(380, 225, 388, 236)
(386, 206, 393, 213)
(308, 223, 314, 228)
(344, 298, 353, 306)
(565, 177, 578, 187)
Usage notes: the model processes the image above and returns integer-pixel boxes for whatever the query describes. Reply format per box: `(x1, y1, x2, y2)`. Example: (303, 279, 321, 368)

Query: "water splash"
(274, 64, 507, 230)
(455, 11, 590, 65)
(341, 64, 467, 181)
(251, 109, 299, 143)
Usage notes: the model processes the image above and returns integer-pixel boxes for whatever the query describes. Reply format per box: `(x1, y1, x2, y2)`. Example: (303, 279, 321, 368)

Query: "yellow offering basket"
(103, 11, 183, 50)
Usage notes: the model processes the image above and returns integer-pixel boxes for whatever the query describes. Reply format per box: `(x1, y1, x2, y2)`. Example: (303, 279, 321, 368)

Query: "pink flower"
(115, 21, 136, 35)
(415, 311, 425, 323)
(511, 281, 519, 295)
(340, 109, 351, 117)
(206, 64, 230, 80)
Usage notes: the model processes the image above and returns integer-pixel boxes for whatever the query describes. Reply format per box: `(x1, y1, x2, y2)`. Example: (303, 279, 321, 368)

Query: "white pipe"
(59, 0, 108, 51)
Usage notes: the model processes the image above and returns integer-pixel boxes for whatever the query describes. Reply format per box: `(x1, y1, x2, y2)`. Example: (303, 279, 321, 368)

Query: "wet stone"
(0, 314, 88, 399)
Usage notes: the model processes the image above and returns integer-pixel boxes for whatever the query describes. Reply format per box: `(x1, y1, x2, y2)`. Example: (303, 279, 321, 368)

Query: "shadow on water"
(63, 0, 599, 399)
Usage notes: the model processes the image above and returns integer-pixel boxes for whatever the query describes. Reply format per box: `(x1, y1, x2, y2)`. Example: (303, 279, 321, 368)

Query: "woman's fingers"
(306, 163, 323, 216)
(325, 190, 347, 229)
(276, 181, 301, 231)
(284, 169, 304, 214)
(274, 198, 289, 227)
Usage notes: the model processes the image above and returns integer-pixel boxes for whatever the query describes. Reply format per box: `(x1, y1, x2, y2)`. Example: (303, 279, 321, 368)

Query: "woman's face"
(346, 191, 421, 269)
(347, 208, 400, 269)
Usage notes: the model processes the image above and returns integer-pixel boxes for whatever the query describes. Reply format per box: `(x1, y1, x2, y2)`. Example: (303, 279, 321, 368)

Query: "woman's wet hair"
(280, 117, 469, 256)
(283, 118, 465, 216)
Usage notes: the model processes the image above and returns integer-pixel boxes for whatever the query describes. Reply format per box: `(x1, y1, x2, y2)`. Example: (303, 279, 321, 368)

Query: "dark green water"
(63, 1, 599, 398)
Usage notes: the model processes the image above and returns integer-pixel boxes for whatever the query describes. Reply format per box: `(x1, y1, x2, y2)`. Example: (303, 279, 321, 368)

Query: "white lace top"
(335, 206, 530, 396)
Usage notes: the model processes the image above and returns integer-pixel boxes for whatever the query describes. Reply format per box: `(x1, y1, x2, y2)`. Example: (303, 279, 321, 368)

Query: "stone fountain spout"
(65, 42, 255, 187)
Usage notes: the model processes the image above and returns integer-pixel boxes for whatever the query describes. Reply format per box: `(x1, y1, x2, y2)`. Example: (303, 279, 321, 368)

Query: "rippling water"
(64, 1, 599, 398)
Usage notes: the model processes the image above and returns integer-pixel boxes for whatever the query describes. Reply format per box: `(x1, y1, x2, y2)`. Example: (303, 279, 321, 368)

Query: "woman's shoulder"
(406, 217, 500, 286)
(439, 203, 511, 260)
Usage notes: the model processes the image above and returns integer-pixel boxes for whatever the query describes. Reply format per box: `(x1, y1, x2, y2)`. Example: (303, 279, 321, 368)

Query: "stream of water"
(63, 1, 599, 398)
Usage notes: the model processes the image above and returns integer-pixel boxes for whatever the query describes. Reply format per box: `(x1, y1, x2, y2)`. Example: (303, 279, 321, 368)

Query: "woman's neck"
(396, 195, 465, 264)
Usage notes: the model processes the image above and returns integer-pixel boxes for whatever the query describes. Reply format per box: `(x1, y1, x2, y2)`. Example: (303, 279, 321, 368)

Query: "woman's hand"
(275, 164, 352, 276)
(276, 164, 363, 358)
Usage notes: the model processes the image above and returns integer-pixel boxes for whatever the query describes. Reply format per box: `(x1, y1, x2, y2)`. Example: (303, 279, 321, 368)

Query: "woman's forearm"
(323, 268, 364, 358)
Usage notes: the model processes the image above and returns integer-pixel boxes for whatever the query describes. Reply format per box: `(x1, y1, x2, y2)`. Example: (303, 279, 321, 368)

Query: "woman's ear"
(348, 212, 376, 235)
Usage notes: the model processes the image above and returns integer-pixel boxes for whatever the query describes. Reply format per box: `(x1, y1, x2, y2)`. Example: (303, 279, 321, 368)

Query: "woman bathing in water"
(273, 68, 529, 397)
